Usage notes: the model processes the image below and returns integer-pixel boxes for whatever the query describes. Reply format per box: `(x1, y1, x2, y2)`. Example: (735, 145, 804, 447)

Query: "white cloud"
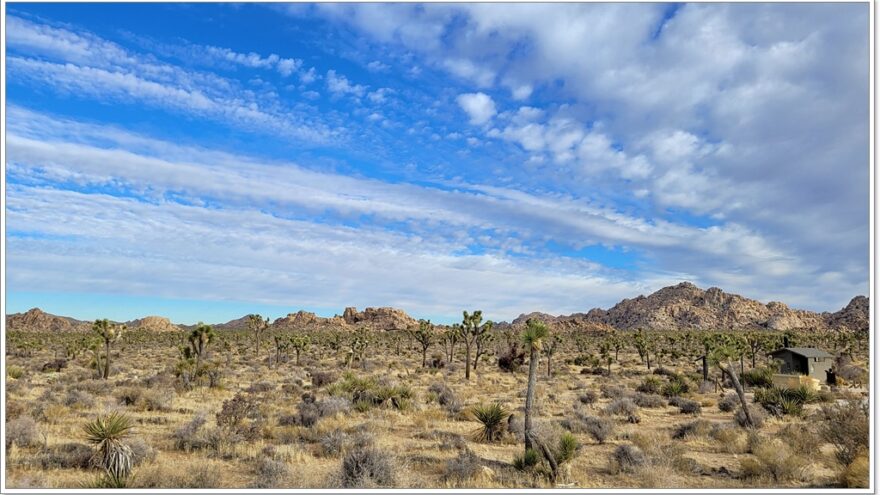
(326, 69, 367, 97)
(276, 57, 302, 77)
(366, 60, 389, 72)
(299, 67, 319, 84)
(456, 92, 496, 125)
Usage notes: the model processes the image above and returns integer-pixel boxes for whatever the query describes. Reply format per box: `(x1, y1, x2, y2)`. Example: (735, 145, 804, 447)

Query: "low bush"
(470, 403, 510, 443)
(840, 452, 869, 488)
(577, 414, 613, 444)
(64, 389, 97, 409)
(6, 416, 40, 448)
(513, 448, 540, 471)
(741, 367, 773, 388)
(610, 444, 646, 473)
(172, 414, 210, 451)
(319, 430, 350, 457)
(734, 406, 766, 429)
(37, 442, 92, 469)
(818, 399, 869, 466)
(675, 398, 702, 415)
(311, 371, 337, 388)
(252, 456, 289, 488)
(672, 420, 711, 439)
(740, 438, 807, 482)
(636, 377, 662, 395)
(718, 394, 739, 412)
(216, 393, 264, 440)
(577, 390, 598, 407)
(339, 445, 396, 488)
(429, 383, 461, 414)
(600, 384, 627, 399)
(319, 396, 352, 418)
(605, 398, 638, 417)
(661, 378, 688, 398)
(445, 449, 481, 481)
(7, 366, 24, 379)
(632, 392, 665, 408)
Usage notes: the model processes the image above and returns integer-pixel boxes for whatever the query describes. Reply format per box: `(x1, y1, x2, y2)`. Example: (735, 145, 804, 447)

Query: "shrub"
(38, 442, 92, 469)
(718, 394, 739, 412)
(429, 383, 461, 414)
(339, 445, 396, 488)
(172, 414, 209, 451)
(840, 452, 869, 488)
(734, 406, 765, 429)
(216, 393, 264, 440)
(676, 398, 702, 415)
(636, 377, 662, 394)
(652, 367, 676, 377)
(445, 449, 481, 481)
(6, 416, 40, 448)
(605, 398, 638, 417)
(318, 397, 352, 418)
(64, 389, 97, 409)
(41, 359, 68, 373)
(513, 448, 540, 471)
(632, 393, 665, 408)
(600, 384, 626, 399)
(247, 381, 274, 393)
(311, 371, 337, 388)
(818, 399, 869, 466)
(7, 366, 24, 379)
(129, 436, 155, 466)
(253, 457, 289, 488)
(555, 431, 579, 464)
(116, 387, 143, 406)
(661, 379, 687, 398)
(140, 388, 173, 411)
(741, 367, 773, 388)
(470, 403, 510, 443)
(296, 399, 321, 428)
(611, 445, 646, 473)
(740, 438, 807, 482)
(577, 415, 613, 444)
(672, 420, 711, 440)
(577, 390, 598, 407)
(320, 430, 351, 457)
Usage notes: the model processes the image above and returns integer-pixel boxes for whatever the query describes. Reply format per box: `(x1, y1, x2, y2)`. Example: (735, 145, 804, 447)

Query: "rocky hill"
(511, 282, 868, 332)
(6, 308, 90, 333)
(125, 316, 180, 332)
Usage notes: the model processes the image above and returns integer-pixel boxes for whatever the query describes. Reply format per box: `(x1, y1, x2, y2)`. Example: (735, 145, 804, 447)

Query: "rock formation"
(125, 316, 180, 332)
(5, 308, 89, 333)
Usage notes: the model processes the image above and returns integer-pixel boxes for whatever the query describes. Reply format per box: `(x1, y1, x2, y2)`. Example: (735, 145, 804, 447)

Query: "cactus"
(92, 319, 125, 379)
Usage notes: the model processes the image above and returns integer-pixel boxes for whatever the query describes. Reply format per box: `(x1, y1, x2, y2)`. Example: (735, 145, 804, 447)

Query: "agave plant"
(470, 402, 510, 442)
(84, 411, 134, 480)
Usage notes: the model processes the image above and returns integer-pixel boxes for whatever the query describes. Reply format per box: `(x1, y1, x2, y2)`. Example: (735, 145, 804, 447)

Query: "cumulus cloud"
(326, 69, 367, 97)
(456, 92, 496, 125)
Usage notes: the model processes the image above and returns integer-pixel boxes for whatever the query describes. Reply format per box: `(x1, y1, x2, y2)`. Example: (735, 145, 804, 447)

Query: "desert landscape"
(4, 283, 870, 489)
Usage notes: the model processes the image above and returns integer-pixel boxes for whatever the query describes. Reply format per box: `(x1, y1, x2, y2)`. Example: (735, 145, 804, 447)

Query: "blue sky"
(4, 3, 869, 324)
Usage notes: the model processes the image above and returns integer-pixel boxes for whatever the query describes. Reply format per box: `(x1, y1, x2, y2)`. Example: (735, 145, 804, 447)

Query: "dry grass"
(3, 331, 862, 489)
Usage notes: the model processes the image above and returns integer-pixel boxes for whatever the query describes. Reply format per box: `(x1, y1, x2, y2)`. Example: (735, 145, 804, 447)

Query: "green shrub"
(741, 367, 773, 388)
(7, 366, 24, 379)
(513, 448, 540, 471)
(636, 377, 662, 394)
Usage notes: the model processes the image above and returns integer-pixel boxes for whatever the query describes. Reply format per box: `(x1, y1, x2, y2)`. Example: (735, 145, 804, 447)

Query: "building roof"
(769, 347, 833, 359)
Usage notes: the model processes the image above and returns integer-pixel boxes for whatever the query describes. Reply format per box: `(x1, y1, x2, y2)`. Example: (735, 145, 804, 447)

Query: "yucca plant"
(555, 432, 579, 465)
(513, 448, 540, 471)
(84, 411, 134, 480)
(470, 402, 510, 442)
(85, 472, 130, 489)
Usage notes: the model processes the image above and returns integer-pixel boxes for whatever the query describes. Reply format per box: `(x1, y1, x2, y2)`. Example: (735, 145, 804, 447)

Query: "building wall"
(807, 357, 833, 381)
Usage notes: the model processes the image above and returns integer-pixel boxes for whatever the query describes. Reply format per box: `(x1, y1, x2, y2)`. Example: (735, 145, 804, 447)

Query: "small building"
(768, 347, 834, 382)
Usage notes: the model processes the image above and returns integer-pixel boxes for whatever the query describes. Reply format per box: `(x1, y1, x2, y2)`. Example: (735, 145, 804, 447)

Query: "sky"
(3, 3, 870, 325)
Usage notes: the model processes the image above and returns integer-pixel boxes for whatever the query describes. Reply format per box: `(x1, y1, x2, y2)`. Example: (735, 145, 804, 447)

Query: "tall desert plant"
(84, 411, 134, 480)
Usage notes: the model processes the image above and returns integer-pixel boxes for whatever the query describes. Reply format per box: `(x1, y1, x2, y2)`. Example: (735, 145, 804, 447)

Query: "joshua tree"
(290, 334, 310, 366)
(273, 335, 290, 366)
(92, 319, 125, 379)
(473, 322, 495, 371)
(443, 325, 462, 364)
(348, 329, 370, 369)
(247, 314, 269, 359)
(598, 338, 613, 376)
(542, 334, 561, 377)
(409, 319, 434, 367)
(461, 310, 493, 380)
(709, 336, 755, 428)
(187, 323, 216, 372)
(522, 319, 548, 454)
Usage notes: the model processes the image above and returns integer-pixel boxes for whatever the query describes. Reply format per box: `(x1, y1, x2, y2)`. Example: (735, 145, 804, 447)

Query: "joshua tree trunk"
(103, 338, 111, 379)
(465, 341, 473, 380)
(422, 348, 427, 367)
(719, 363, 753, 427)
(701, 356, 708, 382)
(524, 345, 539, 453)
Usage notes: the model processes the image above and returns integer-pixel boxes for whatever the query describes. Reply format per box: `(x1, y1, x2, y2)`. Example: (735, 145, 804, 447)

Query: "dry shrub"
(172, 414, 210, 451)
(37, 442, 92, 469)
(573, 414, 614, 444)
(577, 390, 598, 407)
(601, 384, 627, 399)
(252, 456, 290, 488)
(739, 437, 808, 483)
(63, 389, 96, 409)
(444, 449, 481, 482)
(428, 383, 461, 414)
(129, 436, 156, 465)
(6, 416, 40, 448)
(632, 392, 665, 408)
(133, 461, 224, 488)
(718, 393, 739, 412)
(311, 371, 337, 388)
(734, 406, 765, 429)
(338, 444, 396, 488)
(610, 444, 647, 473)
(818, 399, 869, 466)
(840, 452, 869, 488)
(675, 398, 701, 415)
(671, 419, 712, 440)
(605, 398, 638, 417)
(709, 423, 748, 454)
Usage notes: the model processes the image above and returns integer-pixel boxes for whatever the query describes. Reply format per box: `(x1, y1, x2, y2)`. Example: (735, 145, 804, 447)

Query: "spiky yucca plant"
(470, 402, 510, 442)
(84, 411, 134, 480)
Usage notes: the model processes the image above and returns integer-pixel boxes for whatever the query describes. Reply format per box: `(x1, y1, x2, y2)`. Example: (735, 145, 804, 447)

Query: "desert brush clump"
(338, 444, 396, 488)
(610, 444, 647, 473)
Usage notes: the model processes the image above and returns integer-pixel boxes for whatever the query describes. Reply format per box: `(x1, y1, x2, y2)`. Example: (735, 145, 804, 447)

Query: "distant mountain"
(510, 282, 868, 332)
(6, 285, 867, 333)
